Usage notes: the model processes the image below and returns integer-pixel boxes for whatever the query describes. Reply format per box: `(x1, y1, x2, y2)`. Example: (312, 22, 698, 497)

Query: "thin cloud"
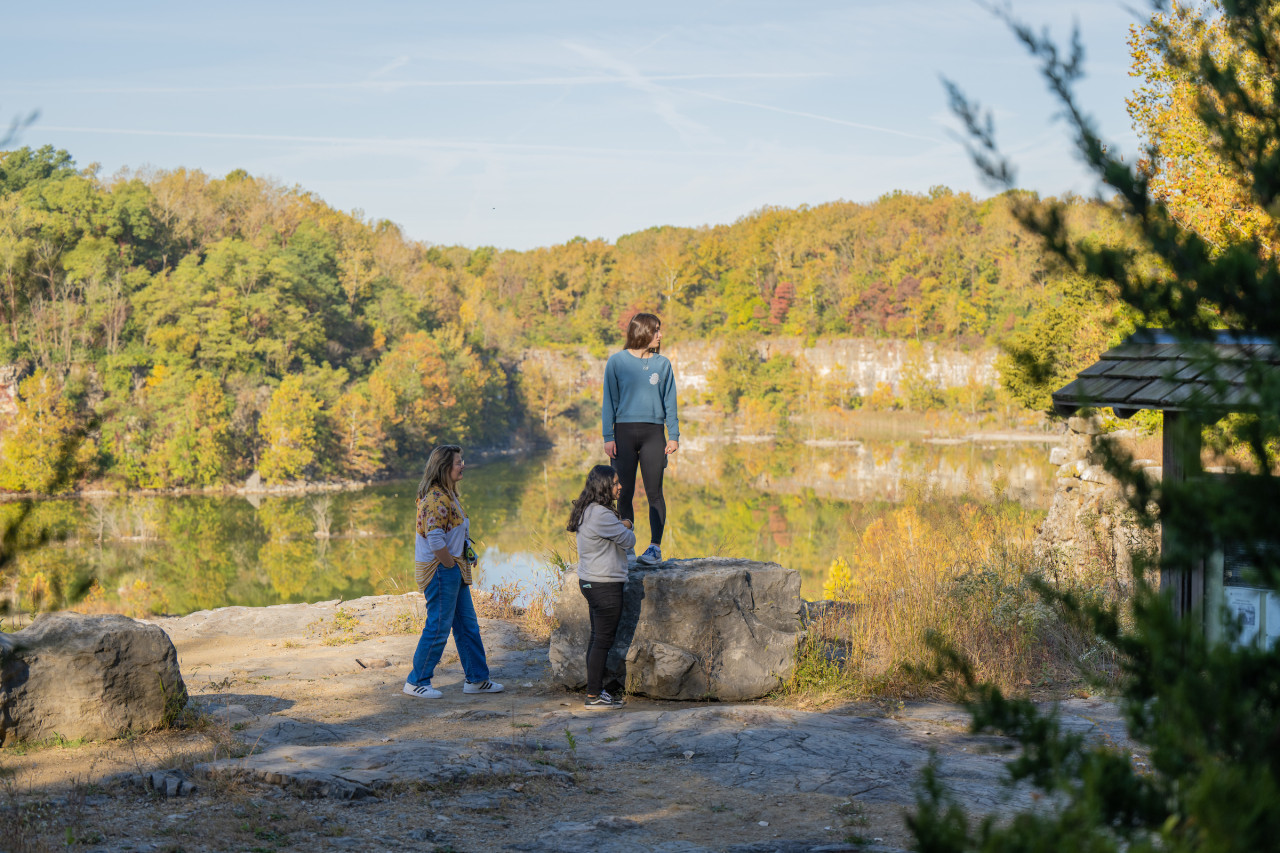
(17, 71, 828, 96)
(629, 30, 678, 58)
(672, 87, 944, 144)
(563, 41, 715, 144)
(36, 124, 757, 159)
(367, 56, 411, 80)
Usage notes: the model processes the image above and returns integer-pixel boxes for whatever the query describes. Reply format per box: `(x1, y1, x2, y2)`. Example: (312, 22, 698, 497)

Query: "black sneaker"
(583, 689, 625, 711)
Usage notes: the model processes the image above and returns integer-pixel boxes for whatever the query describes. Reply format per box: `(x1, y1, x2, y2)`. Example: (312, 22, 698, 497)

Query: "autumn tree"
(136, 366, 234, 486)
(259, 375, 321, 483)
(1128, 0, 1280, 253)
(0, 370, 92, 492)
(332, 386, 386, 478)
(518, 361, 569, 430)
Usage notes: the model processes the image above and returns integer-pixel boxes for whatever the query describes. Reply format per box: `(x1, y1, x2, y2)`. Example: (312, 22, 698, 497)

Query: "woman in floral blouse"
(403, 444, 503, 699)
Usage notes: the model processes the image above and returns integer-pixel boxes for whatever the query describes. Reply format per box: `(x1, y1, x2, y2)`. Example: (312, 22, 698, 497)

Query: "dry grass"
(473, 580, 524, 620)
(306, 606, 365, 645)
(786, 494, 1129, 701)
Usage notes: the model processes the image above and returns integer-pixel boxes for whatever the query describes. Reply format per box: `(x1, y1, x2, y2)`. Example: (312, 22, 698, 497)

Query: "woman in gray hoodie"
(566, 464, 636, 710)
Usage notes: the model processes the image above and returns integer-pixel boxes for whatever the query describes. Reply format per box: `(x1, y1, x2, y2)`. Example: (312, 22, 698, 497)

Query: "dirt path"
(1, 595, 1130, 853)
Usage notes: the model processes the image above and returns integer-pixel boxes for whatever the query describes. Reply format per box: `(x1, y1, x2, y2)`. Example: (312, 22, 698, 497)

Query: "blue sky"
(4, 1, 1146, 250)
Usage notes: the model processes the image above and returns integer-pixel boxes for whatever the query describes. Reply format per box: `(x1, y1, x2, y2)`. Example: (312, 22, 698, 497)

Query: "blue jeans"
(408, 565, 490, 686)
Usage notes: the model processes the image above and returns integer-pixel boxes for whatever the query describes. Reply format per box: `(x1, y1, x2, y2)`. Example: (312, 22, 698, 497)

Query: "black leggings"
(579, 579, 624, 696)
(613, 422, 667, 545)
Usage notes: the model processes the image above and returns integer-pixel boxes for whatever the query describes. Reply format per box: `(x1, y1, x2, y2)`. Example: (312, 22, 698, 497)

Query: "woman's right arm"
(583, 505, 635, 549)
(596, 509, 636, 550)
(426, 528, 457, 568)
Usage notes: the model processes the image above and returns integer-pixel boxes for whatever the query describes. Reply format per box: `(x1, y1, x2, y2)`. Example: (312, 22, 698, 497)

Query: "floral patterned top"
(417, 485, 465, 540)
(415, 485, 472, 589)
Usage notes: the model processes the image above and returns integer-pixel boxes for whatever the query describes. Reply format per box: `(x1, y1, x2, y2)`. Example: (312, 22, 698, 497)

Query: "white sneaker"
(463, 680, 504, 694)
(460, 676, 499, 691)
(403, 682, 442, 699)
(637, 543, 662, 565)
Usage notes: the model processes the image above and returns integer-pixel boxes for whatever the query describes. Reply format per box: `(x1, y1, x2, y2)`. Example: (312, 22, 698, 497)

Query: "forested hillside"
(0, 145, 1123, 491)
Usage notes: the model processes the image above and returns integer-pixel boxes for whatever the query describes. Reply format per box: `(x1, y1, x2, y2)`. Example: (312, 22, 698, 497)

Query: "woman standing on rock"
(602, 312, 679, 565)
(404, 444, 503, 699)
(567, 464, 636, 710)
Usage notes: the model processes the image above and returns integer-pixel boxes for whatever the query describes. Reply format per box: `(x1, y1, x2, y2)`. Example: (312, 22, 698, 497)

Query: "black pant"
(613, 422, 667, 545)
(579, 579, 624, 696)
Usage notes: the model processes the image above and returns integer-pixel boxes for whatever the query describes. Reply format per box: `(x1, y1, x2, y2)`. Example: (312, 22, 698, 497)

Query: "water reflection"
(1, 436, 1055, 616)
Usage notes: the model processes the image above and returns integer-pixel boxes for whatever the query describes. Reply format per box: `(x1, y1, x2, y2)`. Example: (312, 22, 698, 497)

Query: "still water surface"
(8, 437, 1056, 615)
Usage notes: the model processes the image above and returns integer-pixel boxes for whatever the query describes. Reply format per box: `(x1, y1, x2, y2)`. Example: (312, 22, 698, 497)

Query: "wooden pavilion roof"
(1051, 329, 1280, 418)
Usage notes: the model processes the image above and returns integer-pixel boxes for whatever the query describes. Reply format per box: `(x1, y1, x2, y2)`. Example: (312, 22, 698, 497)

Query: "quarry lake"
(7, 434, 1057, 617)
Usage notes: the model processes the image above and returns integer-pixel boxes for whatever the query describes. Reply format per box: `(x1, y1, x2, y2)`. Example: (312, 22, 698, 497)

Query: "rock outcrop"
(1035, 416, 1160, 578)
(520, 339, 996, 402)
(0, 362, 22, 420)
(549, 557, 802, 701)
(0, 612, 186, 745)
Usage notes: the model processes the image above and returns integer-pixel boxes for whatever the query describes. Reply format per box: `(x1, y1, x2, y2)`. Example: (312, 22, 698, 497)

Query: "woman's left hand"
(665, 440, 679, 455)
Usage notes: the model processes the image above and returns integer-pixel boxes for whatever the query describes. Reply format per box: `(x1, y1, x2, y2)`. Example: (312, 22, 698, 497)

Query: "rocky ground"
(1, 594, 1134, 853)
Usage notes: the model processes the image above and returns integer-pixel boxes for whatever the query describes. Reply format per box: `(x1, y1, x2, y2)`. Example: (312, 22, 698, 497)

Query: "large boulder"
(549, 557, 802, 701)
(0, 612, 187, 745)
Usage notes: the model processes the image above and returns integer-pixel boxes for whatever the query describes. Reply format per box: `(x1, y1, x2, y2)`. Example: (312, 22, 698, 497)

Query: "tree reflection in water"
(0, 437, 1055, 616)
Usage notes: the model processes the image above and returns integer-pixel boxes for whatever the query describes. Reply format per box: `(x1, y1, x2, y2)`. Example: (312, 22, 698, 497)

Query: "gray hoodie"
(575, 504, 636, 583)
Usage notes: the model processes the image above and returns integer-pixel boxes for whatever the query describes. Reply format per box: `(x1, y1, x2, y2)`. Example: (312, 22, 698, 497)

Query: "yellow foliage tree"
(259, 375, 321, 483)
(0, 369, 92, 492)
(1127, 0, 1280, 252)
(333, 387, 386, 478)
(822, 556, 860, 602)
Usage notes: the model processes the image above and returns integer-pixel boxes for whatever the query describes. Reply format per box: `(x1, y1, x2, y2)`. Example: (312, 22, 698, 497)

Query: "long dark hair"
(566, 465, 619, 532)
(625, 313, 661, 352)
(417, 445, 462, 502)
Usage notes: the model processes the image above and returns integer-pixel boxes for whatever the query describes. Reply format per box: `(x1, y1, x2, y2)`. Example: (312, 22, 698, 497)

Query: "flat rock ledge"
(193, 696, 1128, 812)
(198, 734, 574, 800)
(109, 592, 1138, 853)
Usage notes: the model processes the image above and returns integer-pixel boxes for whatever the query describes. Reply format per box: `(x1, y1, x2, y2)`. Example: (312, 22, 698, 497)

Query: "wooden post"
(1161, 409, 1203, 618)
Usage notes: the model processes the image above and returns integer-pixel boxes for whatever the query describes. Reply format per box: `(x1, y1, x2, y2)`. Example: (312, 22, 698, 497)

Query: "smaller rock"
(149, 769, 195, 798)
(203, 703, 255, 725)
(355, 658, 391, 669)
(1080, 465, 1109, 483)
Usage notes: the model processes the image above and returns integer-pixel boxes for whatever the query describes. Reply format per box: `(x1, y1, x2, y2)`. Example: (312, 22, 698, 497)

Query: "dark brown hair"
(566, 465, 620, 532)
(624, 313, 661, 351)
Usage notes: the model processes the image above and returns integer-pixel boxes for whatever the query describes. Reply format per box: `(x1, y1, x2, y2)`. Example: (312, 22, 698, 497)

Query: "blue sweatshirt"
(602, 350, 680, 442)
